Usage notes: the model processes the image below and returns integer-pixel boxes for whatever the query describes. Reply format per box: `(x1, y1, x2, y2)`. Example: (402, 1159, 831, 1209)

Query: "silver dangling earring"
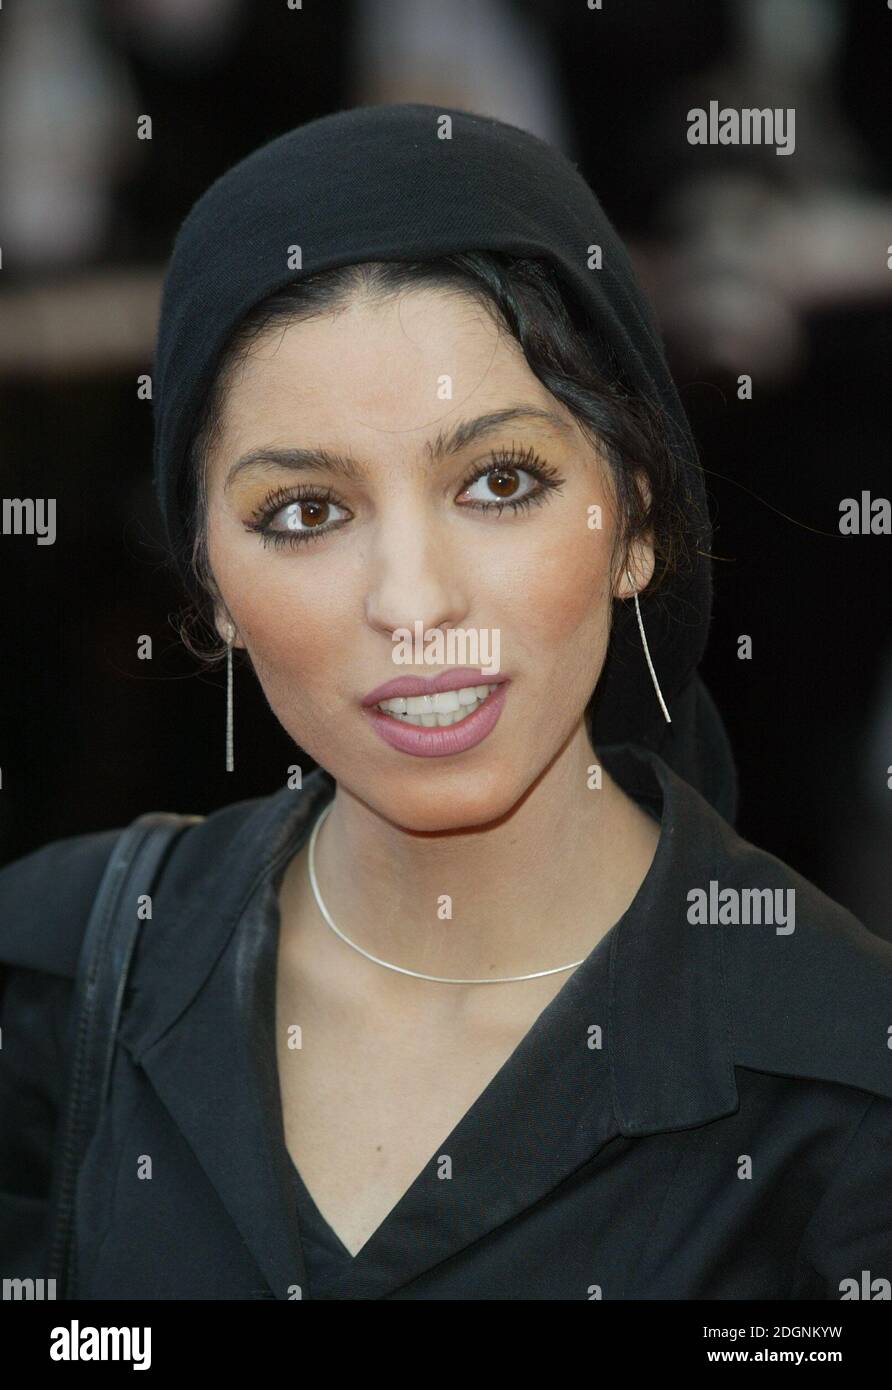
(626, 568, 671, 724)
(224, 621, 235, 771)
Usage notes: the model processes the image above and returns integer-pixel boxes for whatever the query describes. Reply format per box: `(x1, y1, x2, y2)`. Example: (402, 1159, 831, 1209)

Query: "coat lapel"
(118, 767, 337, 1300)
(134, 970, 306, 1299)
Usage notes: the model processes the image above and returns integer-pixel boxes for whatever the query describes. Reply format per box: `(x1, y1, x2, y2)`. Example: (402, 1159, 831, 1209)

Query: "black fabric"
(150, 102, 737, 819)
(2, 753, 891, 1299)
(289, 1161, 354, 1287)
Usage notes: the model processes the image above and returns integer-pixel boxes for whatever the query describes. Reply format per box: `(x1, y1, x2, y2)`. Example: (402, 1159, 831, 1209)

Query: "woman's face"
(205, 286, 653, 831)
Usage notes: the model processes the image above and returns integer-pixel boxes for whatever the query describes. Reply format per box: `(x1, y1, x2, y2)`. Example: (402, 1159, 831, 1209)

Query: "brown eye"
(461, 465, 537, 507)
(247, 484, 352, 549)
(487, 470, 520, 498)
(272, 497, 347, 532)
(292, 500, 328, 528)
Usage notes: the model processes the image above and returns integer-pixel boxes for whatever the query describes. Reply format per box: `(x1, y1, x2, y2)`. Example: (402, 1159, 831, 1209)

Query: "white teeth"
(376, 684, 499, 726)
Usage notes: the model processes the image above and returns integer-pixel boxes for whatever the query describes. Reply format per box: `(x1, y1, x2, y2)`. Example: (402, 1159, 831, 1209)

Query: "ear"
(618, 538, 656, 598)
(613, 469, 656, 599)
(213, 602, 244, 650)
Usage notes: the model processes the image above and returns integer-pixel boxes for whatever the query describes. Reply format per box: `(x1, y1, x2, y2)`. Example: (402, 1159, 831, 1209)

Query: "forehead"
(207, 287, 574, 477)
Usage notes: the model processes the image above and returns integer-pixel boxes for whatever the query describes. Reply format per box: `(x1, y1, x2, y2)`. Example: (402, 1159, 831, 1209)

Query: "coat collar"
(600, 744, 740, 1134)
(117, 745, 739, 1298)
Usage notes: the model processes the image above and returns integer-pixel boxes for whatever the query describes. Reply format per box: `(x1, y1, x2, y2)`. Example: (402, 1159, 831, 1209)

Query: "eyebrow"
(223, 405, 574, 491)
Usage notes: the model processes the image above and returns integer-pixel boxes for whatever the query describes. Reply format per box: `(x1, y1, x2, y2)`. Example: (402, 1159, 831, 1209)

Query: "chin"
(366, 763, 528, 835)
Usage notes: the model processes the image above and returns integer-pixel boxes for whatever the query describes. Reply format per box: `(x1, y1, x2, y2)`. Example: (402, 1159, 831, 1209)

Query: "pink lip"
(363, 680, 510, 758)
(361, 667, 507, 707)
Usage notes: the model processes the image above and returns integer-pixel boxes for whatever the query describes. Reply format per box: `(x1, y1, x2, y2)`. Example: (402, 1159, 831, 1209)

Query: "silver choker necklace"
(306, 800, 586, 985)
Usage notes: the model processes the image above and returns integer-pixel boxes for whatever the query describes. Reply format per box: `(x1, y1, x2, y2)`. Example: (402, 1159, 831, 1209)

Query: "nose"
(364, 512, 469, 642)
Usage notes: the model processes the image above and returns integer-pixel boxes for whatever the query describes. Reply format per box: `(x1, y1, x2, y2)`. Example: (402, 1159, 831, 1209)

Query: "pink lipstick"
(361, 667, 505, 706)
(362, 673, 510, 758)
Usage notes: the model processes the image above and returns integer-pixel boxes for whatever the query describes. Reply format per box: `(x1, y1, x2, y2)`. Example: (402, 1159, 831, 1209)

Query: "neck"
(281, 727, 660, 997)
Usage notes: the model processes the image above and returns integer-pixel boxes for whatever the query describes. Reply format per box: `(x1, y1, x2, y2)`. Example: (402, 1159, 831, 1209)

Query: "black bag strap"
(46, 810, 203, 1299)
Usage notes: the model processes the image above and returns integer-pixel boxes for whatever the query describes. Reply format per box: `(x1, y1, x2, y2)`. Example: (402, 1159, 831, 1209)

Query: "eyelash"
(244, 444, 566, 549)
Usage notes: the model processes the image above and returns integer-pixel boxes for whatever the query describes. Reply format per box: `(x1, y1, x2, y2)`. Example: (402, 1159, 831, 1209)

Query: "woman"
(1, 103, 891, 1301)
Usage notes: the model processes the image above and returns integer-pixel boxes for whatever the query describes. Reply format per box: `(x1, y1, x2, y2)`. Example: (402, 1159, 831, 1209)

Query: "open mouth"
(374, 683, 501, 728)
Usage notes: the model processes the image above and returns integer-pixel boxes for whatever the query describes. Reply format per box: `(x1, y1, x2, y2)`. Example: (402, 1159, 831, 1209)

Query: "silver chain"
(306, 800, 586, 984)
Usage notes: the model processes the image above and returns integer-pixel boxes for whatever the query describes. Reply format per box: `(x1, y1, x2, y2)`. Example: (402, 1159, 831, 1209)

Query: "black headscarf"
(152, 102, 737, 823)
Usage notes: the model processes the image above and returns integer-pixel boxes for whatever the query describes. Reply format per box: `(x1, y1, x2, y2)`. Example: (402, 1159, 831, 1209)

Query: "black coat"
(1, 744, 891, 1300)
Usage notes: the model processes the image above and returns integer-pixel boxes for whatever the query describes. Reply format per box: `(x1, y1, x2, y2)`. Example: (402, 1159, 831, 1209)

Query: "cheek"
(209, 524, 353, 703)
(500, 519, 614, 659)
(230, 566, 353, 760)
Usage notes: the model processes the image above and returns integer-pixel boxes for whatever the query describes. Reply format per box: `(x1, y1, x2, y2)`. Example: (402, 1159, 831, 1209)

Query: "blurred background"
(0, 0, 889, 939)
